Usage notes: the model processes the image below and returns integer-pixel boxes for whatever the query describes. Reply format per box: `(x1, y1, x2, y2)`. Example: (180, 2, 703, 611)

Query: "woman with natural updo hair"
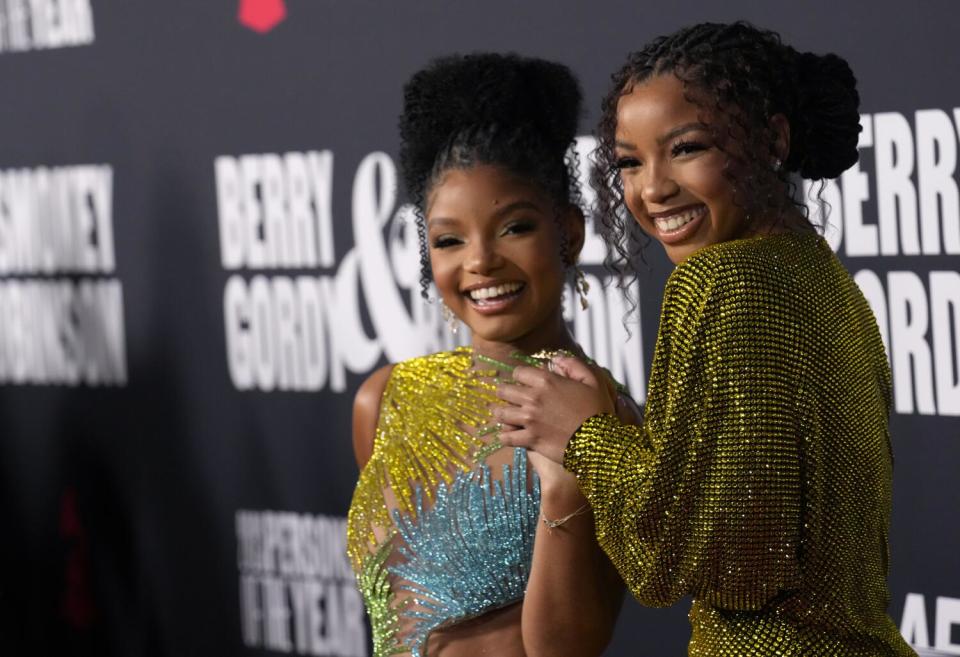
(346, 53, 632, 657)
(495, 22, 917, 656)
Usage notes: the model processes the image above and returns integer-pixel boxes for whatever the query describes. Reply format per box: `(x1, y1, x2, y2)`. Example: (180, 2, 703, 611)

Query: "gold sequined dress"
(564, 233, 915, 656)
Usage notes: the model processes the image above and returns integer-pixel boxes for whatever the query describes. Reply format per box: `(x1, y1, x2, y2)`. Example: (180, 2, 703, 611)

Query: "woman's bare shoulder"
(352, 364, 395, 469)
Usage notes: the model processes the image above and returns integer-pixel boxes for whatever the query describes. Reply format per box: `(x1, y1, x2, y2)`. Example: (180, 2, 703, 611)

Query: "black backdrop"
(1, 1, 958, 656)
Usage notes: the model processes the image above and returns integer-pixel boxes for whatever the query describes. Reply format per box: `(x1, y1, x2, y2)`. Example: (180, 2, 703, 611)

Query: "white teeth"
(655, 206, 706, 233)
(468, 282, 522, 301)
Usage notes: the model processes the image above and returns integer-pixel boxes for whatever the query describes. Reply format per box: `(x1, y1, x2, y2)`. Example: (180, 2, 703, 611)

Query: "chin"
(662, 237, 715, 264)
(470, 326, 524, 344)
(660, 243, 689, 265)
(467, 319, 533, 344)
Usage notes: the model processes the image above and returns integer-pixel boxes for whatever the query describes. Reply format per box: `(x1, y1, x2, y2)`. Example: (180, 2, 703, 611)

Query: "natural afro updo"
(593, 21, 862, 284)
(399, 53, 584, 300)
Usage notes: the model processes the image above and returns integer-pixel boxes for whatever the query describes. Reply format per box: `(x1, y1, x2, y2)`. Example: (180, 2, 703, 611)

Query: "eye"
(615, 156, 641, 170)
(501, 220, 536, 236)
(671, 139, 708, 157)
(431, 235, 462, 249)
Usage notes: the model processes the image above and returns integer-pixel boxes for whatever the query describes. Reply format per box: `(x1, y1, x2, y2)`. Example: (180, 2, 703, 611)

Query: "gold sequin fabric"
(564, 233, 915, 656)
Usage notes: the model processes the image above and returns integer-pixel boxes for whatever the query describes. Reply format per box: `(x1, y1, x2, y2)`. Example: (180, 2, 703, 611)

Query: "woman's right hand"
(494, 356, 615, 465)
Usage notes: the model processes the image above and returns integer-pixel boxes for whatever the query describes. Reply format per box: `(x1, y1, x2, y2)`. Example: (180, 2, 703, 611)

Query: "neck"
(754, 205, 815, 236)
(469, 310, 582, 364)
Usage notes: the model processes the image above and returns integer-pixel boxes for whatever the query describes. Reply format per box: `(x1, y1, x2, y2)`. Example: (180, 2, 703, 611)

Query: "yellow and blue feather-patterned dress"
(346, 349, 539, 657)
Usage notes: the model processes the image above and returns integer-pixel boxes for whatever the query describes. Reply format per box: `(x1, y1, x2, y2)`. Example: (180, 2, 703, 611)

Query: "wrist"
(538, 477, 585, 507)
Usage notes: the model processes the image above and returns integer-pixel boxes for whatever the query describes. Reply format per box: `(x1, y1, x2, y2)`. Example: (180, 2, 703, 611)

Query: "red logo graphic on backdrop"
(238, 0, 288, 33)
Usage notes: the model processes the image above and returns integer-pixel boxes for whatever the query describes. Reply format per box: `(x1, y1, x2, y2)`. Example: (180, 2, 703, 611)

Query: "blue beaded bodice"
(390, 449, 539, 655)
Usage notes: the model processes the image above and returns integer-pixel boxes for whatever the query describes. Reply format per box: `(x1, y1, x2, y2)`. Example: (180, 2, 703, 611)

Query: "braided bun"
(787, 51, 862, 179)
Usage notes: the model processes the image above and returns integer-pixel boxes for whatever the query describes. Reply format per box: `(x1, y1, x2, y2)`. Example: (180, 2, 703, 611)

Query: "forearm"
(563, 413, 682, 606)
(566, 409, 803, 610)
(521, 483, 622, 657)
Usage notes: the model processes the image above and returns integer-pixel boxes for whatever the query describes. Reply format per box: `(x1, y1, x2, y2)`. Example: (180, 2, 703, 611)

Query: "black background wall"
(0, 1, 957, 655)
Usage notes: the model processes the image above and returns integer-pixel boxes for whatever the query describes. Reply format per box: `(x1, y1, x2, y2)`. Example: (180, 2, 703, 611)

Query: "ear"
(561, 204, 586, 265)
(769, 113, 791, 164)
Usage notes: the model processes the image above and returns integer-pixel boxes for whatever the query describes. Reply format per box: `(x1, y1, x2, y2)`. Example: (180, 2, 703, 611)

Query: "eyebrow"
(492, 200, 543, 218)
(615, 122, 709, 151)
(427, 200, 544, 229)
(426, 216, 458, 229)
(657, 122, 708, 145)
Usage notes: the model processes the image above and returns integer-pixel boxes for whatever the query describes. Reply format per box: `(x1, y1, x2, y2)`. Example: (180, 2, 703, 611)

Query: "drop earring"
(440, 301, 460, 334)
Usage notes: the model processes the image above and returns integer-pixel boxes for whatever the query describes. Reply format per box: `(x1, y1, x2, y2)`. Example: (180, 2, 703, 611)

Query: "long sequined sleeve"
(564, 244, 805, 610)
(566, 235, 915, 655)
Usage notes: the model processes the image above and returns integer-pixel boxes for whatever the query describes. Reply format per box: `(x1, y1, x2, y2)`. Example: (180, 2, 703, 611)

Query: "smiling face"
(425, 165, 581, 350)
(614, 73, 752, 265)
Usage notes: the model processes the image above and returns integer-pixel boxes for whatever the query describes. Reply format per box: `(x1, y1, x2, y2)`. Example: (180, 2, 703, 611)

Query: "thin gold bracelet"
(540, 503, 589, 530)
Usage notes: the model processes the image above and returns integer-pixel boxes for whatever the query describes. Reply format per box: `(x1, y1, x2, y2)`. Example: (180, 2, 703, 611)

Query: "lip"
(648, 204, 707, 245)
(460, 280, 524, 293)
(462, 281, 526, 315)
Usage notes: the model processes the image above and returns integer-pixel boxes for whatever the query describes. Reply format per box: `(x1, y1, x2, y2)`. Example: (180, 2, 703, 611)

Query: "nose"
(637, 161, 679, 208)
(463, 238, 502, 275)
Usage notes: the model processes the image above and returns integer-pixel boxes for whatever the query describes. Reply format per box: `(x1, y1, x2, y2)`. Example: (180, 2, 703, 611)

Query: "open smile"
(649, 204, 707, 244)
(463, 281, 526, 315)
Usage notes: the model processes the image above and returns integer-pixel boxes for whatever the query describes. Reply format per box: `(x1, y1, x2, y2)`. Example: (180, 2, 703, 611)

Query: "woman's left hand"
(494, 355, 615, 464)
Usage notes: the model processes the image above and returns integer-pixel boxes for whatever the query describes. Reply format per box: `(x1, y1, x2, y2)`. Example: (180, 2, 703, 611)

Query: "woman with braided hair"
(495, 22, 917, 656)
(346, 53, 634, 657)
